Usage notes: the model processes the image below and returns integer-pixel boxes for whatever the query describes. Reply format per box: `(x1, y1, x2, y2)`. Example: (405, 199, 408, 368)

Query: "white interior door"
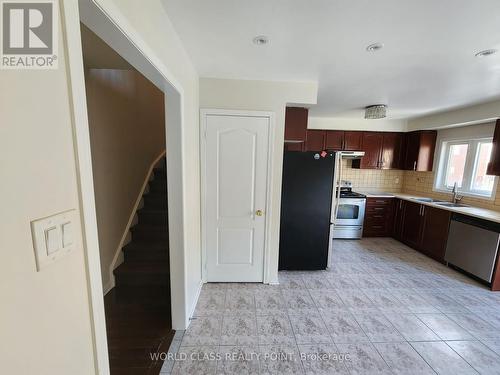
(204, 112, 270, 282)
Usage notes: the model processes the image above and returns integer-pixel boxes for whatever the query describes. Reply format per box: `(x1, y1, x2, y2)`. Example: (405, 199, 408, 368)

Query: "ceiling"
(162, 0, 500, 119)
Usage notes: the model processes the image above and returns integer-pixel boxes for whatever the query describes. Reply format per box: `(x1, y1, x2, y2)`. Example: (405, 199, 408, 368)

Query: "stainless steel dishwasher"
(445, 213, 500, 283)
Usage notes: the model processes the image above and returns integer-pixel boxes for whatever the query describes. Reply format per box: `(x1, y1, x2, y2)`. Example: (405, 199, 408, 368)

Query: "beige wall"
(408, 98, 500, 131)
(0, 10, 95, 375)
(85, 68, 165, 289)
(309, 117, 408, 132)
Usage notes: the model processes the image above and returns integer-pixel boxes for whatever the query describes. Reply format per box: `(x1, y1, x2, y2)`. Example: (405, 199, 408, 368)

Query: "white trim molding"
(199, 109, 276, 284)
(61, 1, 110, 373)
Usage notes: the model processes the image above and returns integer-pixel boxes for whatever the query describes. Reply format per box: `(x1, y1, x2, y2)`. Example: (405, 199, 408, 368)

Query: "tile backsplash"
(341, 159, 404, 193)
(403, 171, 500, 211)
(342, 161, 500, 212)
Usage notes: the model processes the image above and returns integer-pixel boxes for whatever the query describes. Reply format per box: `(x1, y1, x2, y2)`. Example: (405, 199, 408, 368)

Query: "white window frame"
(434, 137, 498, 199)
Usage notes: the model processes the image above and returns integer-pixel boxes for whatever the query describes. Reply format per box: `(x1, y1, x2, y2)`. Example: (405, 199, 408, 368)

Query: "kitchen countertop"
(359, 191, 500, 224)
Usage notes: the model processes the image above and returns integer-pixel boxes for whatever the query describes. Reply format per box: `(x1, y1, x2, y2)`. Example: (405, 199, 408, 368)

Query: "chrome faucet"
(451, 182, 463, 204)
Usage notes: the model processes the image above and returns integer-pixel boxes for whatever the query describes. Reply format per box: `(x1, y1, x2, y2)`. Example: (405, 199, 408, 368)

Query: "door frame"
(200, 109, 275, 284)
(64, 0, 191, 372)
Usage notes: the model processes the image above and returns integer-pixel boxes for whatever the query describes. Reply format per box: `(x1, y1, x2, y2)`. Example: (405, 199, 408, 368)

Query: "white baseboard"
(187, 280, 204, 327)
(107, 150, 166, 293)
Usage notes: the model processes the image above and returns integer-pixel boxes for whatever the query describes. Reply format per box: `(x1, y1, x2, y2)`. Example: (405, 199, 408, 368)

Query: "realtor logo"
(1, 1, 58, 69)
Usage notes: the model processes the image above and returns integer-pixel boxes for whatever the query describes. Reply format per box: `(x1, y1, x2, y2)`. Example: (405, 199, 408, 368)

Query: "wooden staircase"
(113, 160, 169, 288)
(104, 158, 172, 374)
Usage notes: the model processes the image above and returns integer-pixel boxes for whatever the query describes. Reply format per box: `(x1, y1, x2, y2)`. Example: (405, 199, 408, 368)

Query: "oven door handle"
(340, 199, 366, 204)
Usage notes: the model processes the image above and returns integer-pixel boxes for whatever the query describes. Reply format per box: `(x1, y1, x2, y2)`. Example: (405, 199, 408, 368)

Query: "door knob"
(256, 210, 264, 217)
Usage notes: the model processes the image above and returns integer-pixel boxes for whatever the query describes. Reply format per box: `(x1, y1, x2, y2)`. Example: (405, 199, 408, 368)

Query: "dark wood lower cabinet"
(401, 200, 424, 249)
(393, 199, 405, 240)
(420, 206, 451, 263)
(390, 199, 451, 264)
(363, 198, 394, 237)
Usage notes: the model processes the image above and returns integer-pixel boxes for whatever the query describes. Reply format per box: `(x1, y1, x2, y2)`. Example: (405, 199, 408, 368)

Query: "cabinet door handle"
(413, 161, 417, 171)
(421, 206, 425, 216)
(374, 207, 384, 211)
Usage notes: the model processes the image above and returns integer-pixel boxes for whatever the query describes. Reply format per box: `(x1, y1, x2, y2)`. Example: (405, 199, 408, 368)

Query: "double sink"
(412, 197, 468, 208)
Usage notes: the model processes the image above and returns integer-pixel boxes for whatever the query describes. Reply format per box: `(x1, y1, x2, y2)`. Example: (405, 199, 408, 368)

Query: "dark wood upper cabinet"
(284, 107, 308, 142)
(487, 119, 500, 176)
(380, 132, 404, 169)
(324, 130, 363, 151)
(284, 142, 304, 152)
(304, 130, 326, 151)
(352, 132, 403, 170)
(420, 206, 451, 263)
(344, 131, 363, 151)
(358, 132, 384, 169)
(325, 131, 344, 150)
(403, 130, 437, 171)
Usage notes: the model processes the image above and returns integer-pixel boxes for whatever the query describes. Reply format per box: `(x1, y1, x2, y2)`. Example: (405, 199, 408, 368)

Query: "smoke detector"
(366, 42, 384, 52)
(365, 105, 387, 119)
(253, 35, 269, 45)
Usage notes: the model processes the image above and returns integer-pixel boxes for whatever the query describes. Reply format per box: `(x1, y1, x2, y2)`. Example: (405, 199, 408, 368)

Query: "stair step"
(131, 224, 168, 243)
(143, 193, 167, 209)
(149, 179, 167, 193)
(114, 263, 169, 287)
(123, 243, 169, 263)
(138, 208, 168, 225)
(153, 168, 166, 180)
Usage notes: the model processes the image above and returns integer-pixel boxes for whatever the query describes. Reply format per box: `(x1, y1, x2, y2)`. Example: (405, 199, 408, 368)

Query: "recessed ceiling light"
(475, 49, 498, 57)
(366, 42, 384, 52)
(253, 35, 269, 45)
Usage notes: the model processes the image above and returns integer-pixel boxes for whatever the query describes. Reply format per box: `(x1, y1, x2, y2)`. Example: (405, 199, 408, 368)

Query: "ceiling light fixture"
(365, 105, 387, 119)
(253, 35, 269, 45)
(475, 49, 498, 57)
(366, 42, 384, 52)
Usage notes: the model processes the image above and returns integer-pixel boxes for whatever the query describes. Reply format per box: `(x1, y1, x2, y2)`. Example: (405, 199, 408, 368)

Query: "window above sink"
(434, 136, 498, 199)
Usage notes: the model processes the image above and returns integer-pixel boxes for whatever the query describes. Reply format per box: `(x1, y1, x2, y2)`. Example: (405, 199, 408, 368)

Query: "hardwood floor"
(105, 286, 173, 374)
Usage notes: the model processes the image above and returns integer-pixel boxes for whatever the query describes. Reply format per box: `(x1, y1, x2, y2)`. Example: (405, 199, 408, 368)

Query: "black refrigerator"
(279, 151, 335, 270)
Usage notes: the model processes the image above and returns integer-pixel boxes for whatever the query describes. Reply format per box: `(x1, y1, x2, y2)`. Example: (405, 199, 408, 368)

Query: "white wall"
(408, 98, 500, 130)
(0, 4, 96, 373)
(309, 117, 408, 132)
(200, 78, 318, 283)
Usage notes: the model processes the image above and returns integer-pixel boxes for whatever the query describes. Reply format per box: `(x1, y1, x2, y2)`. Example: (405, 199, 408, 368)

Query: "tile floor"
(162, 238, 500, 374)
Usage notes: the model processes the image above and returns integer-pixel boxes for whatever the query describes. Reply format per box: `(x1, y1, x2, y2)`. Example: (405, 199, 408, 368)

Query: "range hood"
(340, 151, 365, 159)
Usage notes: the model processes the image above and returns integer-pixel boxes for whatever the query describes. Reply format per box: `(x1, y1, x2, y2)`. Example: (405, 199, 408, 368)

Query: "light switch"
(62, 221, 73, 247)
(44, 226, 60, 255)
(31, 209, 77, 271)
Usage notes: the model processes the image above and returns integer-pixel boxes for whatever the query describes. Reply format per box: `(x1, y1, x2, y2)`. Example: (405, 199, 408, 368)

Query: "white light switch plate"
(31, 209, 77, 271)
